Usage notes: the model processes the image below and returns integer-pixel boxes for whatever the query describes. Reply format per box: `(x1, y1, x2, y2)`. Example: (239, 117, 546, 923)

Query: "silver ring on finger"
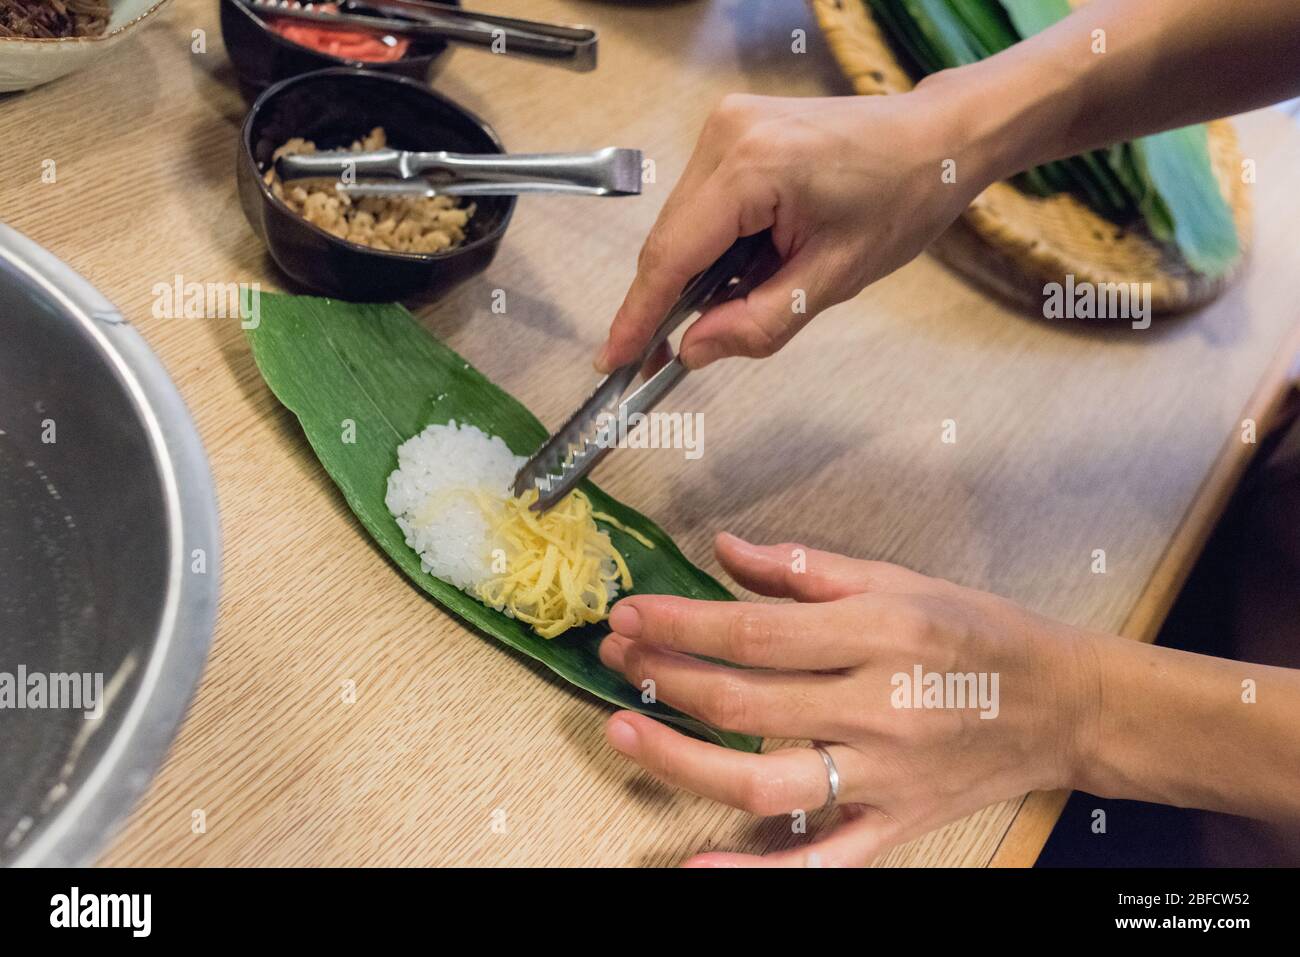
(812, 744, 840, 811)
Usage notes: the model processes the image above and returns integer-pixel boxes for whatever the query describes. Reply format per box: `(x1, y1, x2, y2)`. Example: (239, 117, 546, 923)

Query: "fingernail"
(593, 344, 612, 373)
(599, 633, 629, 671)
(606, 716, 639, 754)
(717, 531, 761, 554)
(608, 602, 642, 638)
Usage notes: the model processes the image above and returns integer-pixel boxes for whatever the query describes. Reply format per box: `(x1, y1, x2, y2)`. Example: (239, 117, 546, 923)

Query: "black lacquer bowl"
(220, 0, 457, 97)
(238, 68, 516, 302)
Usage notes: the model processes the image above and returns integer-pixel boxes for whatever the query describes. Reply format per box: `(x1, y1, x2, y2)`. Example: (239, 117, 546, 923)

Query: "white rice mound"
(384, 420, 521, 591)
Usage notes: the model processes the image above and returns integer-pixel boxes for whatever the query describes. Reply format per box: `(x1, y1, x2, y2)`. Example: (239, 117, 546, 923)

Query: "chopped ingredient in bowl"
(264, 127, 474, 255)
(0, 0, 110, 37)
(266, 2, 410, 63)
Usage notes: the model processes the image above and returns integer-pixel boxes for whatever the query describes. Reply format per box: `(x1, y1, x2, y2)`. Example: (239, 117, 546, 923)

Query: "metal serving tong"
(243, 0, 597, 72)
(513, 230, 783, 512)
(276, 146, 643, 198)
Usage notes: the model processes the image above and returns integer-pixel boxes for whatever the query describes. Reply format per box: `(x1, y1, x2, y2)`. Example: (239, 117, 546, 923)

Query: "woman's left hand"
(599, 532, 1102, 866)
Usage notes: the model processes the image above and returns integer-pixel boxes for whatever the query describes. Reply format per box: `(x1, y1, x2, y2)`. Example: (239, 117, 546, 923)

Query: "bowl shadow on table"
(176, 53, 268, 285)
(410, 259, 582, 343)
(185, 26, 249, 127)
(179, 90, 244, 187)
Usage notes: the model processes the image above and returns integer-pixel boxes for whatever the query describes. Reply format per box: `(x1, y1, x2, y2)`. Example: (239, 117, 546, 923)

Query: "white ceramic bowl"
(0, 0, 172, 93)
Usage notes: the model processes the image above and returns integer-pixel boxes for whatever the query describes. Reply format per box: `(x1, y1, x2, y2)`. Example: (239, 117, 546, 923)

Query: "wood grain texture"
(2, 0, 1298, 867)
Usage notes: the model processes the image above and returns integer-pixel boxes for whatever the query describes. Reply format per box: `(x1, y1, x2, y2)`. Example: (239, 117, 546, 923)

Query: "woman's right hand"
(594, 83, 997, 374)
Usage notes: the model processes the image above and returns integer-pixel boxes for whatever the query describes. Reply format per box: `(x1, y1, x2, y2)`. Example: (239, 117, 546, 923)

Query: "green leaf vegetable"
(245, 292, 761, 752)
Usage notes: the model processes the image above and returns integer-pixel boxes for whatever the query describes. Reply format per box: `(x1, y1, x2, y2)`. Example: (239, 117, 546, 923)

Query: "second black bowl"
(220, 0, 457, 97)
(238, 68, 516, 302)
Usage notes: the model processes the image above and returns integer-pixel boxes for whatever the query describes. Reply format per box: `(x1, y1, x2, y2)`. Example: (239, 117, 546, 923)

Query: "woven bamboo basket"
(809, 0, 1252, 313)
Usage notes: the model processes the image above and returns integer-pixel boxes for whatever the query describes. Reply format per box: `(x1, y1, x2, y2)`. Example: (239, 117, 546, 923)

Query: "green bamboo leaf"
(244, 292, 761, 753)
(867, 0, 947, 73)
(1131, 127, 1239, 276)
(944, 0, 1019, 55)
(898, 0, 983, 66)
(1014, 167, 1056, 196)
(1070, 152, 1135, 218)
(995, 0, 1071, 38)
(1105, 135, 1175, 243)
(1103, 144, 1144, 198)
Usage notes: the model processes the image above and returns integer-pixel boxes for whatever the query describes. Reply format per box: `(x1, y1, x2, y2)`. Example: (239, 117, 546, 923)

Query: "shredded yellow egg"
(475, 488, 636, 639)
(590, 510, 655, 550)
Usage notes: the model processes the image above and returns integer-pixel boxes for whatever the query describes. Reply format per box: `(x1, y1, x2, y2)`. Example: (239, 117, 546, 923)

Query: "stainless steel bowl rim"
(0, 225, 220, 867)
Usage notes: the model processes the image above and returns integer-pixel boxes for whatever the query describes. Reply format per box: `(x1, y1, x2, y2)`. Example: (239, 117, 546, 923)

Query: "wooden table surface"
(5, 0, 1299, 867)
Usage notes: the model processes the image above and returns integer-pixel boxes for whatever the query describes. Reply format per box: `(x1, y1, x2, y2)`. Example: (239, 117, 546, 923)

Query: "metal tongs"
(276, 146, 642, 198)
(243, 0, 598, 72)
(513, 230, 783, 512)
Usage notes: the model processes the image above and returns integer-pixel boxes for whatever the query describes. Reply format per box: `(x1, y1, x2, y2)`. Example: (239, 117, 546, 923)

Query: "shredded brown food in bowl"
(264, 127, 475, 255)
(0, 0, 111, 38)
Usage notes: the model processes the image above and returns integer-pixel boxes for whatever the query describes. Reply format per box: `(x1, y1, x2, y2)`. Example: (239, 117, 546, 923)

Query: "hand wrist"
(1025, 622, 1106, 794)
(1059, 630, 1107, 793)
(912, 47, 1088, 190)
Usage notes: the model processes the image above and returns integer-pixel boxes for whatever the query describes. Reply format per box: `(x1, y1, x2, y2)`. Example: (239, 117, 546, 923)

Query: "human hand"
(595, 86, 993, 373)
(599, 532, 1101, 866)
